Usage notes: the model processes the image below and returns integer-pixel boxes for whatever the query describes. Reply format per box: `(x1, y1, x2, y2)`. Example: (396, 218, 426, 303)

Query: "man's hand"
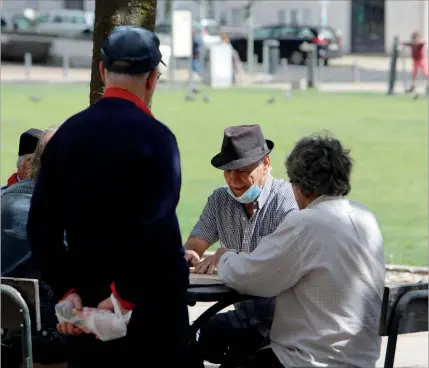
(97, 296, 130, 316)
(184, 249, 201, 267)
(56, 292, 85, 336)
(193, 248, 230, 275)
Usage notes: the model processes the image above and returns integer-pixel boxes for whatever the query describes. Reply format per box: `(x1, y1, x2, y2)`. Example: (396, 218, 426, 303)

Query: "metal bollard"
(63, 52, 70, 78)
(24, 52, 32, 80)
(353, 61, 360, 83)
(387, 36, 400, 95)
(400, 47, 407, 91)
(252, 54, 258, 74)
(281, 58, 288, 82)
(318, 58, 325, 82)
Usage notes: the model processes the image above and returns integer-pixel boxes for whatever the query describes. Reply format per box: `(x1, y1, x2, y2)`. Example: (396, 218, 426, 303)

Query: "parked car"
(155, 18, 222, 49)
(32, 10, 93, 37)
(1, 13, 33, 32)
(230, 24, 343, 66)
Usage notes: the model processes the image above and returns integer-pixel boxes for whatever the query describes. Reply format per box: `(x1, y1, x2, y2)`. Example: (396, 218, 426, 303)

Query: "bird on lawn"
(265, 97, 276, 105)
(185, 95, 196, 102)
(203, 95, 210, 103)
(29, 96, 42, 103)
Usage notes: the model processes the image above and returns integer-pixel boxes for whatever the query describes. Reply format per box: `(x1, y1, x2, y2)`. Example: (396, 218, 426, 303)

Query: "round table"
(187, 283, 253, 345)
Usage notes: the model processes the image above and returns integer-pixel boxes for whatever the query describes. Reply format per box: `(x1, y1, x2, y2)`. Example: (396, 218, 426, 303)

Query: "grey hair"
(285, 133, 353, 197)
(16, 154, 33, 169)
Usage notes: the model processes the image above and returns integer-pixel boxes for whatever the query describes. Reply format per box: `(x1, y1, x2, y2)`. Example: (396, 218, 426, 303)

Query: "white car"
(33, 9, 93, 37)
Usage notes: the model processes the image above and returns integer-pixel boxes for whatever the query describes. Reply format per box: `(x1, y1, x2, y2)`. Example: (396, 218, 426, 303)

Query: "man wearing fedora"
(185, 125, 298, 367)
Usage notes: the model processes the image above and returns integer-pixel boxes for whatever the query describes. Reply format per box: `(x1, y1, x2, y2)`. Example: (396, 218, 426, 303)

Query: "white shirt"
(218, 195, 385, 367)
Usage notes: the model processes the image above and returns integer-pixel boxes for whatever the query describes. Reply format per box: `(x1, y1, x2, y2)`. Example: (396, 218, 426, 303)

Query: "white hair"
(104, 70, 150, 86)
(16, 153, 33, 169)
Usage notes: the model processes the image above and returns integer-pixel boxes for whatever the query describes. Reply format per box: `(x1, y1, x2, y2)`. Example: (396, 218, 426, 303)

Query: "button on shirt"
(218, 196, 385, 367)
(191, 175, 298, 337)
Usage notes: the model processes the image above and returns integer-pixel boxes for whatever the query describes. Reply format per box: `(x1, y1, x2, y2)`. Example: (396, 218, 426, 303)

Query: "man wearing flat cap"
(2, 128, 42, 192)
(27, 26, 189, 367)
(185, 125, 298, 368)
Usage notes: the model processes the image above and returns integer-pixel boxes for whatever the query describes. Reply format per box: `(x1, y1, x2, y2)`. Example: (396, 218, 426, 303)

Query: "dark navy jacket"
(26, 89, 190, 365)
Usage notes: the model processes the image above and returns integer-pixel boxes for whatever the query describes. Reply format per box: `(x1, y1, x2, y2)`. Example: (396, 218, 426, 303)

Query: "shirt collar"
(254, 174, 273, 210)
(103, 87, 153, 117)
(307, 195, 343, 209)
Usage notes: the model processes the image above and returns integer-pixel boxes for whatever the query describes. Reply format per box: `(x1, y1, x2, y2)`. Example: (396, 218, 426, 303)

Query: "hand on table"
(193, 247, 230, 275)
(56, 292, 86, 336)
(184, 249, 201, 267)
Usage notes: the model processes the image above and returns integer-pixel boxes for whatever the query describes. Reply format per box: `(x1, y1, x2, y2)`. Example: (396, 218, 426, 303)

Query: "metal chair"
(1, 277, 41, 368)
(379, 282, 428, 368)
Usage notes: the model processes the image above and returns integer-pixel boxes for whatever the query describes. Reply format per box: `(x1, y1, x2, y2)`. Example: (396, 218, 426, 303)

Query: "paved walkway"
(4, 63, 428, 96)
(188, 303, 428, 368)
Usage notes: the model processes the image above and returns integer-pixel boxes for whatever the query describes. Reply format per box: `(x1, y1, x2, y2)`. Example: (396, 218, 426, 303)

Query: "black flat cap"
(18, 128, 42, 156)
(101, 26, 165, 75)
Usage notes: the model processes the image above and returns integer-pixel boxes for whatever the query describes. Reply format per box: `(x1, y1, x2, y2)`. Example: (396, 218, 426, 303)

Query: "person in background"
(189, 30, 209, 100)
(186, 125, 298, 368)
(217, 133, 385, 368)
(27, 26, 189, 368)
(1, 127, 67, 368)
(2, 128, 42, 192)
(402, 31, 428, 93)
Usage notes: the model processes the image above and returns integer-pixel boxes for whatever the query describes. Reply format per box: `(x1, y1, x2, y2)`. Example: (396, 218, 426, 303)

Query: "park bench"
(379, 281, 428, 368)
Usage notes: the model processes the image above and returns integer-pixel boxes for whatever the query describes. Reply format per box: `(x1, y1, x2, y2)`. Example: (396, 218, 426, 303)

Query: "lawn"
(1, 83, 428, 266)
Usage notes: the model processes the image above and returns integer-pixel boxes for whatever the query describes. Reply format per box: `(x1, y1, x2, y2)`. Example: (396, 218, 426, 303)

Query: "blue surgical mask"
(227, 184, 262, 204)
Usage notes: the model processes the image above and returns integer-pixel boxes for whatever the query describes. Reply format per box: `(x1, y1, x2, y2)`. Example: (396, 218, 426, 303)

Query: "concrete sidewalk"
(189, 303, 428, 368)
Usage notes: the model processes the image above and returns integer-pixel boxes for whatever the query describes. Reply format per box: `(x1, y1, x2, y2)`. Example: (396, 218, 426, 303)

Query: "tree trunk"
(89, 0, 158, 105)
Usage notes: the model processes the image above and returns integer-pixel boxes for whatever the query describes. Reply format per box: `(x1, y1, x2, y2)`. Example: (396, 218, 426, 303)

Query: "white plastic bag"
(55, 294, 132, 342)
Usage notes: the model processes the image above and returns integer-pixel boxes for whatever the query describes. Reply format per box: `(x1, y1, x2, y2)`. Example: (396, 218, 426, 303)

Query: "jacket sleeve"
(112, 127, 188, 306)
(27, 140, 73, 299)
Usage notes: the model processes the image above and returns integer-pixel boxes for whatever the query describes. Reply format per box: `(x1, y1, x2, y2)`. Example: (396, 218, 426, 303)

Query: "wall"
(385, 0, 428, 54)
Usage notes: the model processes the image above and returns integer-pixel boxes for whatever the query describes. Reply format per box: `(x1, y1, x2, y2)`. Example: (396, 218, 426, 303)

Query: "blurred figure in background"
(402, 31, 428, 93)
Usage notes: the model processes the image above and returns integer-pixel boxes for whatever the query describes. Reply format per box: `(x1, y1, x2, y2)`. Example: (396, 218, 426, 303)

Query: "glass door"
(351, 0, 385, 53)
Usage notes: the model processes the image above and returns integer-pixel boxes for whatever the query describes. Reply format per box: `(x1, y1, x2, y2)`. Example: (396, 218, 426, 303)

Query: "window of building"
(302, 8, 312, 24)
(64, 0, 84, 10)
(289, 9, 300, 25)
(277, 9, 286, 23)
(219, 10, 227, 25)
(231, 8, 243, 26)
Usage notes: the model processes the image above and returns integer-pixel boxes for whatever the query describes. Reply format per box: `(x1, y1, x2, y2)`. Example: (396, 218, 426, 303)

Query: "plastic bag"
(55, 294, 132, 342)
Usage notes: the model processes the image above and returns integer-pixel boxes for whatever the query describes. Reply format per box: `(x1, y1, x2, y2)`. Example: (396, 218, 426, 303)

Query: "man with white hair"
(27, 26, 189, 368)
(2, 128, 42, 192)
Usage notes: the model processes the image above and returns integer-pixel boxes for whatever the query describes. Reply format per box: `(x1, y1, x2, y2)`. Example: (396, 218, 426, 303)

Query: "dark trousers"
(242, 347, 284, 368)
(188, 311, 265, 368)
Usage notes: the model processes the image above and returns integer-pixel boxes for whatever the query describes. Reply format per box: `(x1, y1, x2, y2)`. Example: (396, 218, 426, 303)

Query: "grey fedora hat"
(211, 125, 274, 170)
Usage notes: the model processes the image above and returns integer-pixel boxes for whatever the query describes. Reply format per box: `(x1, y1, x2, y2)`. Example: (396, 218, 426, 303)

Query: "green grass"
(2, 84, 428, 266)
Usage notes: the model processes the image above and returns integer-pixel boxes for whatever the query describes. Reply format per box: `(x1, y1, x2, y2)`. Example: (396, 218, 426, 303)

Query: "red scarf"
(7, 173, 19, 186)
(103, 87, 154, 117)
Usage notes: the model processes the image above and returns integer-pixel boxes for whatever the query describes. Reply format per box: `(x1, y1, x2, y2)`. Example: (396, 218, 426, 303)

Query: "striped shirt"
(191, 175, 298, 337)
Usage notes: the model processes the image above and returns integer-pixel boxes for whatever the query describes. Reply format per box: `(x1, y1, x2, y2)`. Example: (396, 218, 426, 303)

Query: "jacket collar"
(103, 87, 153, 117)
(2, 178, 35, 196)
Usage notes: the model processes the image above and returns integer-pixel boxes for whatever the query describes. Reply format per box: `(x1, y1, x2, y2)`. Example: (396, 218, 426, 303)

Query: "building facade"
(2, 0, 428, 54)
